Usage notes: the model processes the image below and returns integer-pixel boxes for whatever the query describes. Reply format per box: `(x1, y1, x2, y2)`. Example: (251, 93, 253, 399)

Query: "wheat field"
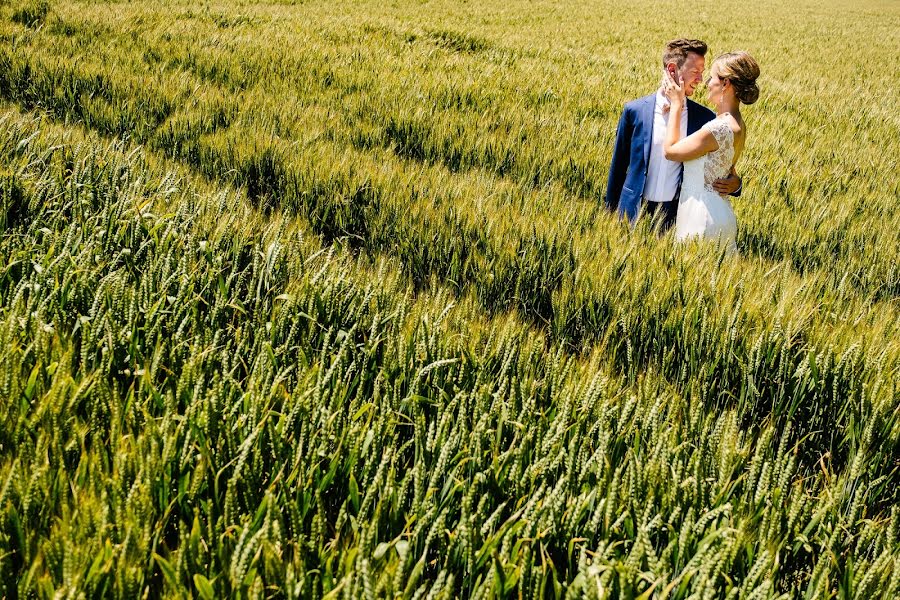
(0, 0, 898, 597)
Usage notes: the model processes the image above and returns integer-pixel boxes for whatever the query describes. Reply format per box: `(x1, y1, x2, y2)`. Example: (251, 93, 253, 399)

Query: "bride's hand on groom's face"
(662, 71, 685, 105)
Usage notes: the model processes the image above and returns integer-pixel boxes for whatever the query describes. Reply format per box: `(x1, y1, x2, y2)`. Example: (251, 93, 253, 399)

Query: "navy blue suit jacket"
(605, 93, 725, 222)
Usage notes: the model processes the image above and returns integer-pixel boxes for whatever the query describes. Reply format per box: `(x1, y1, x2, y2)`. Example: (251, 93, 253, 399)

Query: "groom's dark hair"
(663, 39, 708, 68)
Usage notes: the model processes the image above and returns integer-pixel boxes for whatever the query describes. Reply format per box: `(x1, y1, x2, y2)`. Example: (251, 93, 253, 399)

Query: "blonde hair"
(713, 51, 761, 104)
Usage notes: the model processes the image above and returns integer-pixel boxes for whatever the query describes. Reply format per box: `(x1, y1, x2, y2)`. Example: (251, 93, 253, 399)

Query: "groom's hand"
(712, 172, 742, 195)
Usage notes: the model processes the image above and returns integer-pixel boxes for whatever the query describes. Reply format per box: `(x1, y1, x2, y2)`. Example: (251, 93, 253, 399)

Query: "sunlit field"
(0, 0, 898, 597)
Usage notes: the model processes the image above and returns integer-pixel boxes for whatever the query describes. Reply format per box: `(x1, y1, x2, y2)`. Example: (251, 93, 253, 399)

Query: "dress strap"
(703, 118, 734, 150)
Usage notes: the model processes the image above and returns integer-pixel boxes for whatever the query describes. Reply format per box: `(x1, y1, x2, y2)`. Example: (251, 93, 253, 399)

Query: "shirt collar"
(656, 89, 688, 113)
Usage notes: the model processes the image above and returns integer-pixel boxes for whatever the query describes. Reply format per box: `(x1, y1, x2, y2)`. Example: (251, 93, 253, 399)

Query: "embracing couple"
(605, 39, 760, 253)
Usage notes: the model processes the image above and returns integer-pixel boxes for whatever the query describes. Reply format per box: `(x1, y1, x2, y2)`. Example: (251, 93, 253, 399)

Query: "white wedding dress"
(675, 117, 738, 253)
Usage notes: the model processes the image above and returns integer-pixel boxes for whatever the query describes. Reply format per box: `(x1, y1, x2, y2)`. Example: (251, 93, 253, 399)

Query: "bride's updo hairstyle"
(713, 51, 761, 105)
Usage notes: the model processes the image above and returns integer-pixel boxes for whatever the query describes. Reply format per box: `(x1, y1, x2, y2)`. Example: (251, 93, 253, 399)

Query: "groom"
(605, 39, 742, 229)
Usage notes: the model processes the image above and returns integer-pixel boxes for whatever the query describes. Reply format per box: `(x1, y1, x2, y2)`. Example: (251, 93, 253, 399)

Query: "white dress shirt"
(644, 90, 687, 204)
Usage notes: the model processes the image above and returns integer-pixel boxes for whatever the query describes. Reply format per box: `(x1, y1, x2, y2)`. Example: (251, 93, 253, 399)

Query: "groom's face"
(678, 52, 706, 97)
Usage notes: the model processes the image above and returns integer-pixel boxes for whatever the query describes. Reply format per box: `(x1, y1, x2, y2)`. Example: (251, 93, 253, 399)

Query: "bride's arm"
(663, 125, 718, 162)
(660, 71, 718, 162)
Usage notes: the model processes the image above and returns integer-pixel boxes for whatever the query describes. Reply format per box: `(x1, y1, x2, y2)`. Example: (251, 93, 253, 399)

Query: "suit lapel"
(641, 94, 655, 167)
(686, 100, 703, 135)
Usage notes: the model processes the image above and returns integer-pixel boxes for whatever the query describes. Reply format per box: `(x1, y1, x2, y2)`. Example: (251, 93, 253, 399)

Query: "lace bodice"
(682, 117, 735, 194)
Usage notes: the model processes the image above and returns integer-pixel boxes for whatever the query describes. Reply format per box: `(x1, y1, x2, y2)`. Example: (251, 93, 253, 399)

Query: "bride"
(661, 51, 760, 252)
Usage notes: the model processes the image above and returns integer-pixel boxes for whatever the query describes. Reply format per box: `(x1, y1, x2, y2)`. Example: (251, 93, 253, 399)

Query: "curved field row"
(0, 1, 897, 492)
(1, 108, 898, 598)
(1, 0, 897, 301)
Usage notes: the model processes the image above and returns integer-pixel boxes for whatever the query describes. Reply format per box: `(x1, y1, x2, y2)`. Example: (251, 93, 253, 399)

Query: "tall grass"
(0, 0, 898, 596)
(0, 108, 897, 598)
(0, 0, 895, 468)
(0, 0, 896, 301)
